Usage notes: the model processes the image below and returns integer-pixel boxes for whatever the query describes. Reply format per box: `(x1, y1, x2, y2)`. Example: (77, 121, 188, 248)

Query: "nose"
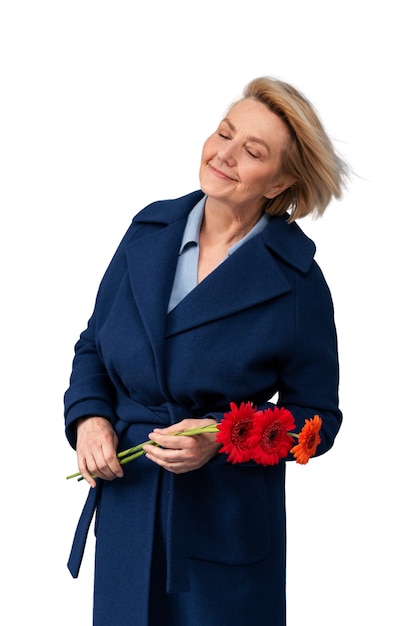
(217, 140, 237, 165)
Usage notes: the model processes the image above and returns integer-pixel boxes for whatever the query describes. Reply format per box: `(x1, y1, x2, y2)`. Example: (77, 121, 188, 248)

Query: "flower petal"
(290, 414, 322, 464)
(216, 401, 258, 463)
(250, 407, 296, 466)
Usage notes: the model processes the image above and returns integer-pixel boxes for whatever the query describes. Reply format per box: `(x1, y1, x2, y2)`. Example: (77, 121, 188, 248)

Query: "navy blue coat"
(65, 190, 342, 625)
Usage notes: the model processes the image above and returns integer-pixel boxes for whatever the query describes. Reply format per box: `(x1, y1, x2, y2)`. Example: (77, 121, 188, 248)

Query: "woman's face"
(199, 98, 291, 213)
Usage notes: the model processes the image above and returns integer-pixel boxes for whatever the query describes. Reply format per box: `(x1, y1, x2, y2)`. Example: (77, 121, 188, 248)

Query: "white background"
(1, 1, 416, 624)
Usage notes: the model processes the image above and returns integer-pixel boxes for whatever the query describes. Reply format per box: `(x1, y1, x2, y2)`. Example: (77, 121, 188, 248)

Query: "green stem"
(119, 449, 147, 465)
(117, 439, 153, 459)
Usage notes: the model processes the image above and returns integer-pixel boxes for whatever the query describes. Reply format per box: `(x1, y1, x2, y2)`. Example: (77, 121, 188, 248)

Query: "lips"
(209, 163, 236, 181)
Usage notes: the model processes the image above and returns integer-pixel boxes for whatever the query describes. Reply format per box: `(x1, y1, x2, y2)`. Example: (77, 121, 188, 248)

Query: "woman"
(65, 76, 346, 625)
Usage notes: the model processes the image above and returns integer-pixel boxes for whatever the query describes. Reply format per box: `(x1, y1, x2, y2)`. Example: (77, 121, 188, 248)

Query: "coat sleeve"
(277, 259, 342, 458)
(63, 220, 143, 448)
(205, 258, 342, 465)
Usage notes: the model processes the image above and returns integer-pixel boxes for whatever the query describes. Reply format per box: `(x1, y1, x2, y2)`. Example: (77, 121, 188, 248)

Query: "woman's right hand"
(76, 416, 123, 488)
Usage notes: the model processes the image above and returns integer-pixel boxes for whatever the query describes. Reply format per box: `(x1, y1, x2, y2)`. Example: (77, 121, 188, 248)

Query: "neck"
(201, 197, 264, 247)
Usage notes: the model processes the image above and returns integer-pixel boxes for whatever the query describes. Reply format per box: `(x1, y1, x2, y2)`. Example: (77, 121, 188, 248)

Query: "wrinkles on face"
(199, 98, 291, 214)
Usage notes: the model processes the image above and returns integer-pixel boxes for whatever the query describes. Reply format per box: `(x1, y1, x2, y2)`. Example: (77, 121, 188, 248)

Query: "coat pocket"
(187, 464, 272, 565)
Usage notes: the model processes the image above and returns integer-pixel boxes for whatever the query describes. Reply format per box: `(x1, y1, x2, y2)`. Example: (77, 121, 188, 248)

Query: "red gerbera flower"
(290, 414, 322, 464)
(216, 401, 258, 463)
(250, 406, 296, 466)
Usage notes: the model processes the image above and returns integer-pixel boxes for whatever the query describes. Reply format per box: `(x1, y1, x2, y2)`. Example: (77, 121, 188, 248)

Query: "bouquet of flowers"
(67, 402, 322, 481)
(216, 401, 322, 466)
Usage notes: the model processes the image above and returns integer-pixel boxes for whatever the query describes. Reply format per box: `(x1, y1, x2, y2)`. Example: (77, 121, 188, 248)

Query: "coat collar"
(125, 190, 316, 342)
(133, 190, 316, 272)
(132, 190, 204, 226)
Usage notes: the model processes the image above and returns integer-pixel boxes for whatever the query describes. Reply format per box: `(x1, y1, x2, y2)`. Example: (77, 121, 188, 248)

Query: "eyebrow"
(222, 117, 271, 153)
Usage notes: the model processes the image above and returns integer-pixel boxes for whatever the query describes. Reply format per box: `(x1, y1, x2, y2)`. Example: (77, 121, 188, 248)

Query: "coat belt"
(67, 401, 195, 593)
(67, 482, 101, 579)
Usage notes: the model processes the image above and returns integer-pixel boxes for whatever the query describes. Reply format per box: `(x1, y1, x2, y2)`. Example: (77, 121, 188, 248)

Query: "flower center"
(231, 419, 253, 446)
(261, 420, 284, 448)
(307, 434, 316, 449)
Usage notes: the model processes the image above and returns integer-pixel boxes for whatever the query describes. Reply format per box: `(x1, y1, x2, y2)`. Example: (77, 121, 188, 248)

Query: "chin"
(200, 173, 232, 200)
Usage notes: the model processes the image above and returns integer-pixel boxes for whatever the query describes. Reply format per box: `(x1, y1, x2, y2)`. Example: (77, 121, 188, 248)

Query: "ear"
(264, 175, 296, 200)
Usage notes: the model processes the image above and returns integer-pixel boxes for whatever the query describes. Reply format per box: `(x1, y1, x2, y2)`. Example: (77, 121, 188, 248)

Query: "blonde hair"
(242, 77, 348, 221)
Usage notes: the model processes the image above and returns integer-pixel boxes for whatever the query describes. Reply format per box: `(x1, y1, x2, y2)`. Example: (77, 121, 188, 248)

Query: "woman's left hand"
(143, 418, 221, 474)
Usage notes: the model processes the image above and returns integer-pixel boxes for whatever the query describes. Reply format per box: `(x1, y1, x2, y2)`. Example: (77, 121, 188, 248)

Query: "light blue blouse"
(168, 195, 270, 312)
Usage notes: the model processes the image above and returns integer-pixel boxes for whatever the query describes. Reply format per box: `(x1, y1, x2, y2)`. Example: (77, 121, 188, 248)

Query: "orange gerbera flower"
(216, 401, 258, 463)
(290, 414, 322, 464)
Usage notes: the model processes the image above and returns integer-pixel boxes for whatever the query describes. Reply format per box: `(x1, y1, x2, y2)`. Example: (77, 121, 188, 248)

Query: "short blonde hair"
(242, 77, 348, 221)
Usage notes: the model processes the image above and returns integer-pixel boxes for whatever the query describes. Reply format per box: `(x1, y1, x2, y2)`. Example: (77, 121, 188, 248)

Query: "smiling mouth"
(209, 164, 236, 181)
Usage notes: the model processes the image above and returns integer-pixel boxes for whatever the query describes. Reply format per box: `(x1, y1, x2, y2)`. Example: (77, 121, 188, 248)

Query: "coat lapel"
(123, 191, 316, 360)
(166, 213, 316, 336)
(123, 191, 204, 371)
(166, 234, 292, 336)
(124, 217, 187, 389)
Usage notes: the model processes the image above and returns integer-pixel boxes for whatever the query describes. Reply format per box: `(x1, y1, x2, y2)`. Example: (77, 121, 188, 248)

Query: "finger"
(77, 456, 97, 488)
(93, 450, 124, 480)
(80, 447, 123, 483)
(151, 419, 195, 436)
(151, 425, 181, 436)
(144, 446, 198, 475)
(100, 442, 124, 478)
(143, 443, 186, 465)
(148, 429, 198, 452)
